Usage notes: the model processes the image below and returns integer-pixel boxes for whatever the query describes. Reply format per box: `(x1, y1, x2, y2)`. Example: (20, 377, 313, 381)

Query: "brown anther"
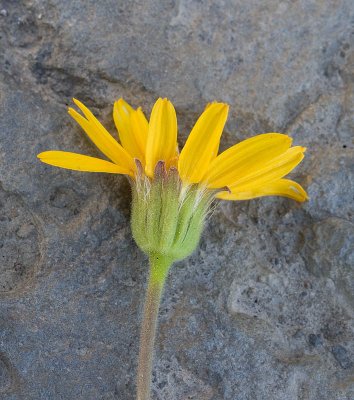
(212, 186, 231, 195)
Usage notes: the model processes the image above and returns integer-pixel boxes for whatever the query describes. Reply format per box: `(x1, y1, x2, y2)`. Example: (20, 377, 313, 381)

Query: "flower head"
(38, 98, 307, 264)
(38, 97, 307, 201)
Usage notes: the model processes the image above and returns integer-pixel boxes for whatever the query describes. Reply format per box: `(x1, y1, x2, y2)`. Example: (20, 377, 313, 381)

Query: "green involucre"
(130, 166, 213, 272)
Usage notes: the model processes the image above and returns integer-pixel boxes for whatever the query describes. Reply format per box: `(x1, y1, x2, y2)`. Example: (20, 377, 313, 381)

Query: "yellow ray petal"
(113, 99, 148, 162)
(178, 103, 229, 184)
(145, 98, 177, 177)
(132, 107, 149, 147)
(217, 178, 308, 202)
(69, 99, 135, 173)
(205, 133, 292, 188)
(37, 151, 131, 174)
(228, 146, 306, 191)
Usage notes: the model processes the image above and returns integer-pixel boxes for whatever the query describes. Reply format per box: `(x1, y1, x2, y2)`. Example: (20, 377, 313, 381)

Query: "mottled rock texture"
(0, 0, 353, 399)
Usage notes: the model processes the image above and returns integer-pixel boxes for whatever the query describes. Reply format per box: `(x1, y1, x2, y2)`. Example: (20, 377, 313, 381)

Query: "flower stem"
(136, 254, 171, 400)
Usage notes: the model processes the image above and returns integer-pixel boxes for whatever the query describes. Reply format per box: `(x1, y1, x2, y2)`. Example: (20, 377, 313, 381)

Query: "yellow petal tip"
(114, 98, 125, 107)
(37, 151, 55, 160)
(72, 98, 86, 111)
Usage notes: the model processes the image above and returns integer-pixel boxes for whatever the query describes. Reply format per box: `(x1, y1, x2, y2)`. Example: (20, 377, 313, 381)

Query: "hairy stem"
(136, 255, 171, 400)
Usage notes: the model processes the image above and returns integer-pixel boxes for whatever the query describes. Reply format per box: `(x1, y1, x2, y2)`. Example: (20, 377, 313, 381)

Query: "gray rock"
(0, 0, 353, 399)
(332, 345, 353, 370)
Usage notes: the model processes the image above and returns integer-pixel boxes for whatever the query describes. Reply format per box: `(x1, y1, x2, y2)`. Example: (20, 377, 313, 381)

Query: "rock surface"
(0, 0, 353, 399)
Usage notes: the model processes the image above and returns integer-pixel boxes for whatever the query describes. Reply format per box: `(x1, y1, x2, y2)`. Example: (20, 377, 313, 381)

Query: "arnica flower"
(38, 97, 307, 400)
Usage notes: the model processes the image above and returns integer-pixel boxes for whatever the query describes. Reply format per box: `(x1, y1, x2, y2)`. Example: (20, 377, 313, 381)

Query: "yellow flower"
(38, 97, 307, 202)
(37, 97, 309, 400)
